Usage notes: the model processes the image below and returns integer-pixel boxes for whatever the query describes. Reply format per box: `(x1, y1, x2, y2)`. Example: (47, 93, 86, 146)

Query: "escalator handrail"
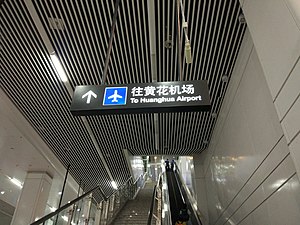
(147, 184, 157, 225)
(173, 168, 186, 206)
(30, 185, 101, 225)
(106, 175, 133, 199)
(174, 163, 203, 225)
(147, 172, 162, 225)
(133, 172, 147, 185)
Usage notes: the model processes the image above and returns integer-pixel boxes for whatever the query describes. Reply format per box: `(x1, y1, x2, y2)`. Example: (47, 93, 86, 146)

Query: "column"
(241, 0, 300, 179)
(11, 172, 52, 225)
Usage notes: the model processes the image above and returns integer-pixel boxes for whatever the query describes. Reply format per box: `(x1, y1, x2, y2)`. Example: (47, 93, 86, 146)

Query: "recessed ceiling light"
(9, 177, 23, 188)
(111, 181, 118, 190)
(58, 191, 62, 195)
(50, 53, 68, 82)
(0, 191, 5, 195)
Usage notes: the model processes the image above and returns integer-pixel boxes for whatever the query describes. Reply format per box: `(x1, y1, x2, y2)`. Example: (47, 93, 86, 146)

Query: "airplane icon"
(103, 87, 127, 105)
(107, 90, 123, 102)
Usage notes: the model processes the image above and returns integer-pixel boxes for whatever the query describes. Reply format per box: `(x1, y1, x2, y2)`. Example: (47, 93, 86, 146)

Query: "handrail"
(174, 170, 186, 206)
(30, 185, 100, 225)
(147, 172, 162, 225)
(106, 176, 133, 199)
(133, 172, 146, 185)
(31, 173, 146, 225)
(175, 163, 203, 225)
(105, 172, 145, 200)
(147, 184, 157, 225)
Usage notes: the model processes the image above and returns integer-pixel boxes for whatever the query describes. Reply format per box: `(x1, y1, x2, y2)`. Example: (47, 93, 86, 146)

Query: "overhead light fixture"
(50, 53, 68, 82)
(0, 191, 5, 195)
(9, 177, 23, 188)
(58, 191, 62, 195)
(111, 181, 118, 190)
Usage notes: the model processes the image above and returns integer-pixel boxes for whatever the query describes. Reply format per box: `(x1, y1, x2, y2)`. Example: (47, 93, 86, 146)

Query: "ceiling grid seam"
(130, 0, 143, 83)
(50, 1, 87, 87)
(79, 0, 101, 83)
(136, 1, 147, 83)
(192, 0, 208, 81)
(105, 1, 121, 84)
(121, 1, 139, 83)
(69, 0, 96, 84)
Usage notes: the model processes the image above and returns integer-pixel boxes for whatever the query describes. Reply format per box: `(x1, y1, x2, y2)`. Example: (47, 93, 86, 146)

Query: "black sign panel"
(70, 81, 211, 115)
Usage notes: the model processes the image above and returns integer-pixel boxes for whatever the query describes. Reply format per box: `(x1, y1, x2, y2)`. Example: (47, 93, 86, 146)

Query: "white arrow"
(82, 90, 97, 104)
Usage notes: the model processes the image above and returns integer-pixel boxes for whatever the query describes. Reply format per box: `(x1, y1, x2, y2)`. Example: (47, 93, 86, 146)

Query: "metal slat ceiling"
(0, 0, 246, 201)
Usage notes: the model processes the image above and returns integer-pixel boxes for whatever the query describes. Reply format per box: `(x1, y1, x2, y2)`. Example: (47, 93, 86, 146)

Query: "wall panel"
(242, 0, 300, 179)
(195, 28, 300, 225)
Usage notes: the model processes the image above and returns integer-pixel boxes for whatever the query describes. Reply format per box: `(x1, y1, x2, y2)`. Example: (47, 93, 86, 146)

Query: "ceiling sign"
(70, 80, 211, 116)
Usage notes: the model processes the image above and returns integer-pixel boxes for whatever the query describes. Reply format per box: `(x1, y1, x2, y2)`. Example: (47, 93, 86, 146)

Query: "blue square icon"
(103, 87, 128, 106)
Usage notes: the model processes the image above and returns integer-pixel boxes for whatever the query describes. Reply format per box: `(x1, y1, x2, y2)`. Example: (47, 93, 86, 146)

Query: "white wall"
(0, 89, 79, 220)
(194, 27, 300, 225)
(241, 0, 300, 180)
(192, 153, 209, 224)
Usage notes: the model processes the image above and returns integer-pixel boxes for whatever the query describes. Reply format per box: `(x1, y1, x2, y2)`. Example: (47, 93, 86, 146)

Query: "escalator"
(166, 170, 186, 224)
(166, 169, 202, 225)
